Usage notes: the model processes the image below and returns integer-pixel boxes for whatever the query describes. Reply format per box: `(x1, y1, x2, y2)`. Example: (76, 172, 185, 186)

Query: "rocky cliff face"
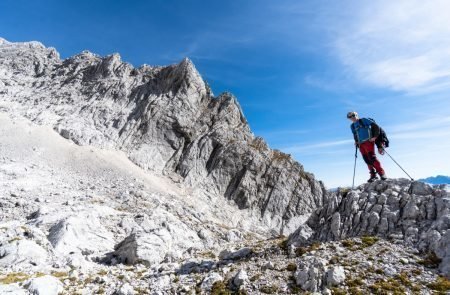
(0, 37, 326, 233)
(289, 179, 450, 277)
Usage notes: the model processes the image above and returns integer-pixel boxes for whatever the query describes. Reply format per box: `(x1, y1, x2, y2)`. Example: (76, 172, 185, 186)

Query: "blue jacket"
(351, 118, 377, 144)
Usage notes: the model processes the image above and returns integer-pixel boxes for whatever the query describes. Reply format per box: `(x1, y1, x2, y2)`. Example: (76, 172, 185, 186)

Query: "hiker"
(347, 111, 387, 182)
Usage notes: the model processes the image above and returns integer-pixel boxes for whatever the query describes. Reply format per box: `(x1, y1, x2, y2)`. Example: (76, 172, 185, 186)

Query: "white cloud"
(335, 0, 450, 93)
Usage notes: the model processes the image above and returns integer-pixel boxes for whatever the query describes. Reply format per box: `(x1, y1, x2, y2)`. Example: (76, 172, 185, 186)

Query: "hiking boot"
(367, 175, 378, 183)
(379, 174, 387, 181)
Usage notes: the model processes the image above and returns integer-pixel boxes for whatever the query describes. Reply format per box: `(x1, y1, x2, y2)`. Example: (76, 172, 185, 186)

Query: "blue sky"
(1, 0, 449, 187)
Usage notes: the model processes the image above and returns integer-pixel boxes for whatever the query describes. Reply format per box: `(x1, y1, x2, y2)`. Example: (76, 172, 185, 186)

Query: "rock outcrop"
(0, 38, 326, 233)
(289, 179, 450, 277)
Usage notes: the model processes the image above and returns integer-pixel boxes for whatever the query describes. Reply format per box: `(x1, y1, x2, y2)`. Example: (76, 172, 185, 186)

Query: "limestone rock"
(0, 38, 327, 234)
(0, 239, 48, 268)
(289, 179, 450, 277)
(25, 275, 63, 295)
(325, 266, 345, 286)
(0, 284, 27, 295)
(219, 247, 252, 261)
(47, 214, 115, 256)
(294, 256, 327, 292)
(233, 269, 249, 288)
(115, 283, 136, 295)
(200, 272, 223, 292)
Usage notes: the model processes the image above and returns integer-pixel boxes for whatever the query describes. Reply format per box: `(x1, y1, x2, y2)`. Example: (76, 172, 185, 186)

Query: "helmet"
(347, 111, 358, 119)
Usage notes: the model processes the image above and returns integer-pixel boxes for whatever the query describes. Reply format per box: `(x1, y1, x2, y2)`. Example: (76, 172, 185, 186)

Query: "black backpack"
(362, 118, 390, 148)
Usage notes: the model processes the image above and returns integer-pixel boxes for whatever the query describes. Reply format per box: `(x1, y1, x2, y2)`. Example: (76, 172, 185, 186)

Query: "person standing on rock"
(347, 111, 387, 182)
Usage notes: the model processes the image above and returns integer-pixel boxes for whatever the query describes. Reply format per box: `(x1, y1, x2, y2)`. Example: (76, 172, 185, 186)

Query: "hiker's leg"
(365, 141, 385, 176)
(360, 141, 376, 176)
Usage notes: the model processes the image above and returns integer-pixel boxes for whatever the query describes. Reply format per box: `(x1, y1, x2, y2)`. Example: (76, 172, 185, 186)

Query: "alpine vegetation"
(0, 38, 449, 294)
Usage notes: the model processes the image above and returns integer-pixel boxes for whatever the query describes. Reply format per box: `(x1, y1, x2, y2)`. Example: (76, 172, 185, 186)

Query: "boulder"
(0, 240, 48, 268)
(47, 214, 114, 256)
(325, 266, 345, 286)
(200, 272, 223, 291)
(25, 275, 63, 295)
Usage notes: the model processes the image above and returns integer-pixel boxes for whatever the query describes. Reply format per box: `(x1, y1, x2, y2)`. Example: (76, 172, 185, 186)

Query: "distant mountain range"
(419, 175, 450, 184)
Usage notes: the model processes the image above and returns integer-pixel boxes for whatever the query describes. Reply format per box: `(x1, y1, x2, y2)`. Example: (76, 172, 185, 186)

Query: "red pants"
(359, 141, 385, 176)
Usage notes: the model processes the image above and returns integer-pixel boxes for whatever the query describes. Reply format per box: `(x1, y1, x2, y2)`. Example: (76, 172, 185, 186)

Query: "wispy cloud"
(335, 0, 450, 94)
(282, 139, 353, 154)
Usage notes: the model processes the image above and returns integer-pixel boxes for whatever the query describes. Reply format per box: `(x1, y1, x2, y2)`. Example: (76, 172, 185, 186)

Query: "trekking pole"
(352, 146, 358, 190)
(382, 148, 414, 181)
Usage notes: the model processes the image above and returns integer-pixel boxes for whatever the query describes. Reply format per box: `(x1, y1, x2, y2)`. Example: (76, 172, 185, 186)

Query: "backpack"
(361, 118, 390, 148)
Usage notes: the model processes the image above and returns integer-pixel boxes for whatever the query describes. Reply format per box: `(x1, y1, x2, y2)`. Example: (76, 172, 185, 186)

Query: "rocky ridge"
(0, 37, 326, 234)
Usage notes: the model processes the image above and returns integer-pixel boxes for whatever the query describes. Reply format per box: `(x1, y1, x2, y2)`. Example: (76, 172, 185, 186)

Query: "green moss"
(427, 276, 450, 292)
(341, 239, 356, 248)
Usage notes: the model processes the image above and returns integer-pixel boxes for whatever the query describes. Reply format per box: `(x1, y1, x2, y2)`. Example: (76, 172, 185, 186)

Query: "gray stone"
(325, 266, 345, 286)
(200, 272, 223, 291)
(219, 247, 252, 261)
(0, 239, 48, 268)
(116, 283, 136, 295)
(233, 269, 249, 288)
(0, 284, 27, 294)
(294, 256, 327, 292)
(25, 275, 63, 295)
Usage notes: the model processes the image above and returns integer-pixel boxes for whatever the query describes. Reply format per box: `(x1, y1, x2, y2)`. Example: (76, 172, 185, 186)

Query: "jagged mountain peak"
(0, 38, 327, 234)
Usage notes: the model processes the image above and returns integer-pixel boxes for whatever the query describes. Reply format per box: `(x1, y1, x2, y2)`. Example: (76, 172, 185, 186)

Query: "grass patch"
(346, 276, 364, 288)
(331, 287, 348, 295)
(348, 287, 364, 295)
(341, 239, 356, 248)
(211, 281, 231, 295)
(427, 276, 450, 292)
(369, 278, 406, 294)
(0, 272, 30, 284)
(200, 251, 216, 259)
(395, 272, 412, 287)
(417, 252, 441, 268)
(51, 271, 68, 278)
(250, 274, 261, 282)
(286, 263, 297, 272)
(295, 242, 321, 257)
(361, 236, 379, 247)
(260, 284, 278, 294)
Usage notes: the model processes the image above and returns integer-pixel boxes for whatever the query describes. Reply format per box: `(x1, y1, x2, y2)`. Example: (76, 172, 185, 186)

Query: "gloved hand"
(378, 147, 385, 155)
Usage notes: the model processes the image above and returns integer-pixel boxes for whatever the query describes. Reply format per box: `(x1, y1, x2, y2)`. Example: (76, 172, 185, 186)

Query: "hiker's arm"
(351, 125, 358, 145)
